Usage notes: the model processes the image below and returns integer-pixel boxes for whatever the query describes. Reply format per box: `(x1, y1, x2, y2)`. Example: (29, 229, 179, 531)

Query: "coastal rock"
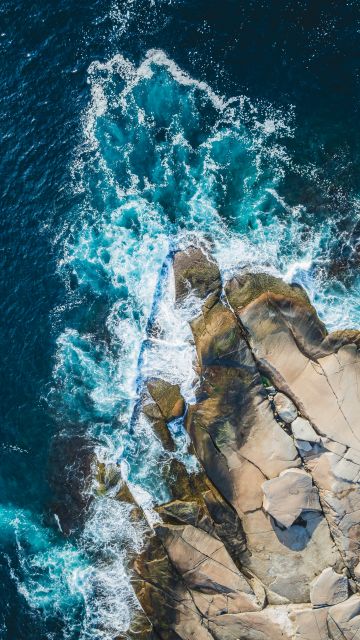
(183, 303, 338, 601)
(273, 392, 298, 423)
(291, 417, 320, 444)
(139, 378, 186, 451)
(173, 245, 221, 303)
(147, 378, 185, 422)
(327, 595, 360, 639)
(129, 251, 360, 640)
(156, 523, 265, 614)
(157, 461, 247, 562)
(310, 567, 348, 607)
(226, 272, 360, 451)
(262, 468, 322, 528)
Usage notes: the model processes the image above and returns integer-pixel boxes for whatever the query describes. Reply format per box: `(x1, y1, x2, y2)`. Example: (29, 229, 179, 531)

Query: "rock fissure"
(256, 367, 351, 574)
(318, 360, 360, 446)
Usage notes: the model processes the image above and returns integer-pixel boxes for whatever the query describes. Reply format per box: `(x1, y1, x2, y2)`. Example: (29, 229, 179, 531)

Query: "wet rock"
(160, 457, 206, 501)
(147, 379, 185, 422)
(96, 461, 122, 494)
(158, 460, 247, 562)
(143, 410, 176, 451)
(129, 253, 360, 640)
(262, 469, 321, 528)
(117, 611, 159, 640)
(190, 300, 246, 368)
(139, 378, 186, 452)
(115, 481, 137, 505)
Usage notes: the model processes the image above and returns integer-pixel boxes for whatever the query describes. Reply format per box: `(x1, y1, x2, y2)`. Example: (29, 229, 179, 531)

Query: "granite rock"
(128, 251, 360, 640)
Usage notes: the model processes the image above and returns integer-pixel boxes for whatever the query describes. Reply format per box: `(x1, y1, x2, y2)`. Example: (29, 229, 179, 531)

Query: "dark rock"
(173, 246, 221, 303)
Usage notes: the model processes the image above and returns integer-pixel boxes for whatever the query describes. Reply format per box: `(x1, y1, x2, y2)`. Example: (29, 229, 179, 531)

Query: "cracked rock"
(262, 468, 322, 528)
(310, 567, 348, 607)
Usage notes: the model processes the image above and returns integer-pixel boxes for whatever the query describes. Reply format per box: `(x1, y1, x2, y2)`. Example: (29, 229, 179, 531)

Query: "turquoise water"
(1, 1, 360, 638)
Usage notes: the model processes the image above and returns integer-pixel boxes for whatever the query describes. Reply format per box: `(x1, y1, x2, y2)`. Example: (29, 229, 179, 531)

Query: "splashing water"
(12, 49, 360, 639)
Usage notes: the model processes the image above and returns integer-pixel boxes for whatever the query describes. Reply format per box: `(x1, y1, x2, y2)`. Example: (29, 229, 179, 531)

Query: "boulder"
(290, 606, 329, 640)
(291, 417, 320, 444)
(327, 595, 360, 639)
(147, 379, 185, 422)
(310, 567, 348, 607)
(273, 392, 298, 423)
(173, 246, 221, 303)
(262, 469, 321, 528)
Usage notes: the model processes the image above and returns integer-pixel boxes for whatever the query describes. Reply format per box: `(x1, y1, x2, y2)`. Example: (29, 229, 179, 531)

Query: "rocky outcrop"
(121, 247, 360, 639)
(142, 378, 185, 452)
(262, 468, 322, 528)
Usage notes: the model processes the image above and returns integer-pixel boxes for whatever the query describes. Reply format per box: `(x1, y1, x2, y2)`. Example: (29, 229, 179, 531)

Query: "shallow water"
(1, 1, 360, 638)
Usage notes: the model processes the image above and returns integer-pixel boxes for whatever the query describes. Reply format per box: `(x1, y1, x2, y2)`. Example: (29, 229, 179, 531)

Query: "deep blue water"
(1, 1, 360, 638)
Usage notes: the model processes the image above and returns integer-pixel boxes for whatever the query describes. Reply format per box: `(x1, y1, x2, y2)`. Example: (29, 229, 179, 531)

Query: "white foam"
(75, 498, 148, 639)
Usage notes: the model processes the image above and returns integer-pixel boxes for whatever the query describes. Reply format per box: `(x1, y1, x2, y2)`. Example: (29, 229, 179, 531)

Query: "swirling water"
(1, 1, 360, 638)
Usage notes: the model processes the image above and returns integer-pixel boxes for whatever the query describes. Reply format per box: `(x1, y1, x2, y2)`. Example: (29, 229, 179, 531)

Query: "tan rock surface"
(226, 273, 360, 451)
(291, 417, 320, 444)
(327, 594, 360, 639)
(310, 567, 348, 607)
(127, 252, 360, 640)
(273, 392, 298, 423)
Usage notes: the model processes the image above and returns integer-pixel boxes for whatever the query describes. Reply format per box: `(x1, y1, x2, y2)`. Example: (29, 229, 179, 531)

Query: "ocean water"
(1, 1, 360, 638)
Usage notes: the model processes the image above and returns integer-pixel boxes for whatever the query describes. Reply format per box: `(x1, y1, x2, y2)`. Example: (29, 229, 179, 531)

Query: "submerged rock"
(48, 431, 97, 535)
(128, 250, 360, 640)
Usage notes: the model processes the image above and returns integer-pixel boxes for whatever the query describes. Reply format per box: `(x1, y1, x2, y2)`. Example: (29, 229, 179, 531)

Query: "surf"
(13, 48, 360, 639)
